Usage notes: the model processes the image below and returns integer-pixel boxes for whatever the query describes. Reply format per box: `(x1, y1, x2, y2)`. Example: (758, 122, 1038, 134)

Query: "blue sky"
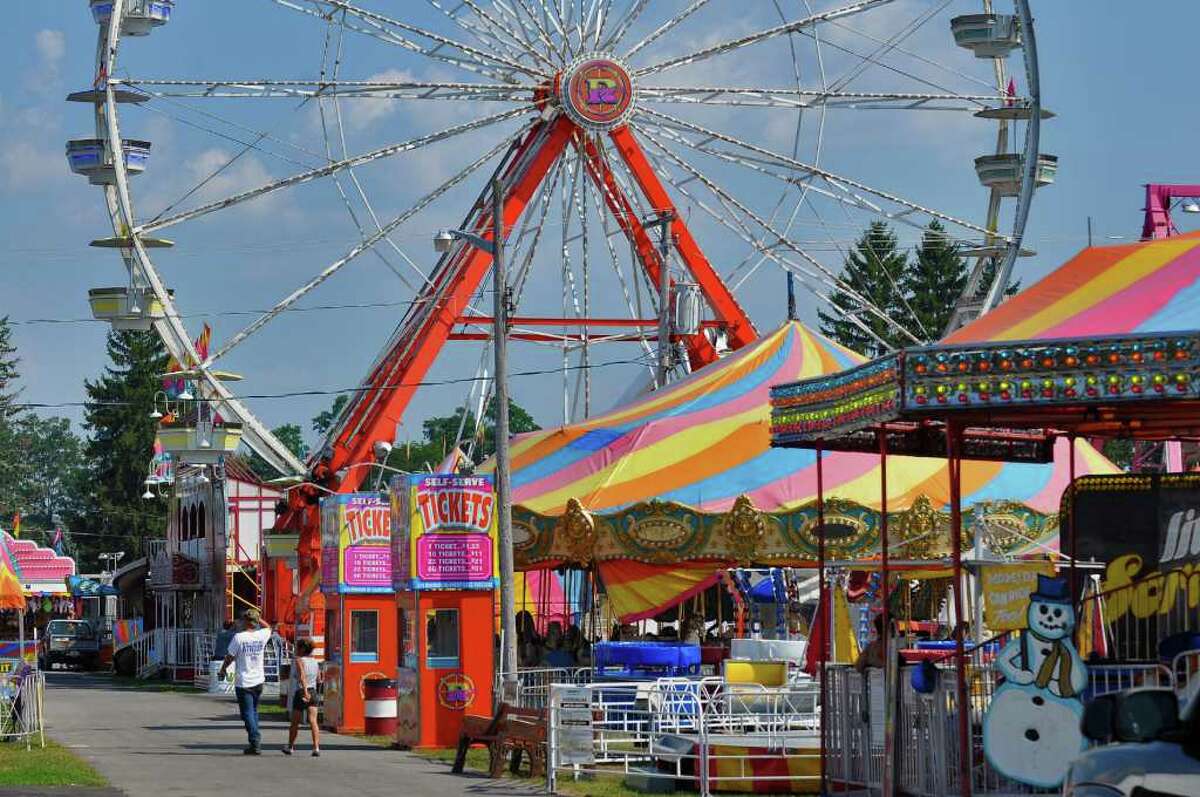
(5, 1, 1200, 457)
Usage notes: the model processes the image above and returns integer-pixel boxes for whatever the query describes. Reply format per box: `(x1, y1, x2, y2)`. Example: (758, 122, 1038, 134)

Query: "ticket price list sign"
(391, 474, 498, 591)
(320, 493, 392, 594)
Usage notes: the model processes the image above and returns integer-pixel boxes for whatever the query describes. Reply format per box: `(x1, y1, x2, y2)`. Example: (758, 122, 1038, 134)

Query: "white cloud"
(343, 69, 417, 132)
(178, 148, 291, 218)
(0, 140, 67, 192)
(35, 30, 66, 66)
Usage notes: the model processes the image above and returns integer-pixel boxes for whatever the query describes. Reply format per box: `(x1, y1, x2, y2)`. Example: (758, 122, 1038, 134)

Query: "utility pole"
(649, 211, 675, 388)
(491, 177, 518, 701)
(787, 271, 797, 321)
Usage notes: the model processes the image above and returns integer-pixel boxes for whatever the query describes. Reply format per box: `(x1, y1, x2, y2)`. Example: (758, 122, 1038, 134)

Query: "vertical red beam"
(880, 430, 893, 797)
(607, 125, 758, 350)
(948, 423, 971, 797)
(1068, 434, 1078, 607)
(578, 137, 719, 368)
(816, 442, 828, 794)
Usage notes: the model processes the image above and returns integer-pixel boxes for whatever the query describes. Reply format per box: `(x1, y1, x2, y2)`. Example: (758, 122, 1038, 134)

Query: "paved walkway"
(44, 673, 541, 797)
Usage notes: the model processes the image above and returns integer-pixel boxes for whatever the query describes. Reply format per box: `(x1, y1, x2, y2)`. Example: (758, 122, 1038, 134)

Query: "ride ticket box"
(391, 474, 498, 749)
(318, 493, 397, 734)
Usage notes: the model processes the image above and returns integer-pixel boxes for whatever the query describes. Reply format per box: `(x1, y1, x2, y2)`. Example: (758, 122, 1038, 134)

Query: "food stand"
(391, 474, 498, 749)
(319, 493, 395, 733)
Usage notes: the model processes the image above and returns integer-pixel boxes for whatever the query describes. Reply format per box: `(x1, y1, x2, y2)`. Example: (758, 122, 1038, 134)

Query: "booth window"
(426, 609, 460, 669)
(350, 610, 379, 663)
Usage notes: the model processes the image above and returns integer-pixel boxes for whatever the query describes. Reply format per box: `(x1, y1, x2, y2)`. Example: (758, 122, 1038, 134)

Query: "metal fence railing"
(546, 679, 821, 797)
(497, 667, 593, 710)
(0, 667, 45, 749)
(192, 632, 289, 698)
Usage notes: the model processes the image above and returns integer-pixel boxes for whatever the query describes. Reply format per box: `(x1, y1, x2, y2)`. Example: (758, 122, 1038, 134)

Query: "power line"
(11, 355, 654, 411)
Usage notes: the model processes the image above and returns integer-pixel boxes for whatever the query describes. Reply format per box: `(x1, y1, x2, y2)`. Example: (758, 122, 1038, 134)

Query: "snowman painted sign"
(982, 574, 1088, 789)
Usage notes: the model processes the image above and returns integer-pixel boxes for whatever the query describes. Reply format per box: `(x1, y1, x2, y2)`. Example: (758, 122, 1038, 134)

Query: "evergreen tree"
(818, 222, 911, 357)
(0, 317, 19, 418)
(906, 220, 968, 339)
(71, 330, 170, 564)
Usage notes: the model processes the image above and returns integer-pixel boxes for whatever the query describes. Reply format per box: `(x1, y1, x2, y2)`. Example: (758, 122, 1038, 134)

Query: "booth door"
(419, 592, 492, 747)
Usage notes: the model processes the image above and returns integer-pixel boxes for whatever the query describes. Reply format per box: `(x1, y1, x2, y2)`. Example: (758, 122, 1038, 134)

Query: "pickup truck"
(38, 619, 100, 671)
(1062, 685, 1200, 797)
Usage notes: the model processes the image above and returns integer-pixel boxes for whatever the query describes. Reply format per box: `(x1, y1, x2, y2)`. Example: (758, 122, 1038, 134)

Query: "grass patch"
(106, 675, 197, 694)
(0, 740, 107, 787)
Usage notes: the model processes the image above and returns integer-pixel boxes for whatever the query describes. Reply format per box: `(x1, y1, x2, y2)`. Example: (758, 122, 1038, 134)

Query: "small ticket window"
(425, 608, 460, 669)
(350, 610, 379, 663)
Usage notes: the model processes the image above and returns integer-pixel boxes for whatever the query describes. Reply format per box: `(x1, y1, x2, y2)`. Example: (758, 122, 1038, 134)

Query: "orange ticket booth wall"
(319, 494, 396, 734)
(392, 475, 498, 749)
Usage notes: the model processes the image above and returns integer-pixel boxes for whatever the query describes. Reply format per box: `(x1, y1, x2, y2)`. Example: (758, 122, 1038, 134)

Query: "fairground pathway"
(44, 672, 542, 797)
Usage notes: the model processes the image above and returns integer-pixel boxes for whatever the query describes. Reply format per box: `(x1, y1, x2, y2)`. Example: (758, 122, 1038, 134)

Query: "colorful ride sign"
(320, 494, 392, 594)
(391, 475, 498, 591)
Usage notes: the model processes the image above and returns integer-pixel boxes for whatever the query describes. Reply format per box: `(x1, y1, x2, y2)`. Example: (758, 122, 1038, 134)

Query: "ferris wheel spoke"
(635, 122, 921, 346)
(120, 78, 528, 102)
(639, 106, 996, 238)
(639, 138, 897, 353)
(634, 0, 894, 79)
(139, 106, 530, 235)
(206, 126, 529, 366)
(502, 0, 567, 66)
(637, 85, 1008, 111)
(622, 0, 711, 61)
(599, 0, 649, 53)
(270, 0, 544, 84)
(454, 0, 560, 73)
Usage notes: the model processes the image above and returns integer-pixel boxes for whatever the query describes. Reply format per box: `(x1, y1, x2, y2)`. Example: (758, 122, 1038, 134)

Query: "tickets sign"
(391, 474, 498, 591)
(320, 493, 392, 594)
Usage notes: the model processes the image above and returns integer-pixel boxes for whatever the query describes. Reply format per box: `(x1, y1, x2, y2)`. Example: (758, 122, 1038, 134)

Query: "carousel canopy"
(497, 322, 1116, 620)
(772, 234, 1200, 452)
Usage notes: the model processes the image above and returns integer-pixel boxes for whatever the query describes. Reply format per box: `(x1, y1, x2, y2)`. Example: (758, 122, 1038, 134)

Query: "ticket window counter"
(395, 590, 494, 749)
(321, 595, 397, 734)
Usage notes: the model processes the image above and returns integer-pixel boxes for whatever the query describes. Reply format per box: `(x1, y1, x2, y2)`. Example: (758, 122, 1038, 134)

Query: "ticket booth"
(391, 474, 497, 749)
(318, 493, 395, 734)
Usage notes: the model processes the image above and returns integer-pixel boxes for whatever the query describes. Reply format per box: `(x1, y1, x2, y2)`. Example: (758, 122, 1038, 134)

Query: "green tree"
(906, 220, 967, 340)
(9, 415, 87, 531)
(0, 317, 19, 418)
(71, 330, 170, 565)
(247, 423, 309, 480)
(818, 222, 911, 357)
(384, 397, 541, 474)
(312, 394, 349, 438)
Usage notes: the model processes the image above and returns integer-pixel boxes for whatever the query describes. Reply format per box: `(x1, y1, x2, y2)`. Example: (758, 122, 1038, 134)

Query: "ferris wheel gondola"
(69, 0, 1052, 482)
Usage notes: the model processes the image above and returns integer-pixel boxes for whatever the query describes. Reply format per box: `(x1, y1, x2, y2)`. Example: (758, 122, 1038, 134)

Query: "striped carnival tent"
(495, 319, 1120, 620)
(947, 231, 1200, 343)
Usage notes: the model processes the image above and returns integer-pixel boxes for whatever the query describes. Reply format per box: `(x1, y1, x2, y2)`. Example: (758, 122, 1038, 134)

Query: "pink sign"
(416, 534, 493, 583)
(344, 547, 391, 589)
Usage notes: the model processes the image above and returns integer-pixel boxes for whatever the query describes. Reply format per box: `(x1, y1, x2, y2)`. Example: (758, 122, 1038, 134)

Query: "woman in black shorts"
(282, 638, 320, 756)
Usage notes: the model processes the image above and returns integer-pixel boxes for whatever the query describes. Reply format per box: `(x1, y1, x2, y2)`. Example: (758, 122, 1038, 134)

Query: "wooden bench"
(453, 704, 548, 778)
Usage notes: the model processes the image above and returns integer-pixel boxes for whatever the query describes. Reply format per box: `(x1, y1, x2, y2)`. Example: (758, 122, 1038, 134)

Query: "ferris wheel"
(69, 0, 1050, 481)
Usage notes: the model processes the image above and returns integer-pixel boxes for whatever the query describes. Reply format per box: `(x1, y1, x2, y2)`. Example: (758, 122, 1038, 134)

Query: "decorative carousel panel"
(770, 355, 901, 444)
(778, 498, 882, 560)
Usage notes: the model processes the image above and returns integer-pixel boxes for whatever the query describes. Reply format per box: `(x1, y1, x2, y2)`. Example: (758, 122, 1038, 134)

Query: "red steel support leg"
(607, 126, 758, 351)
(579, 136, 719, 368)
(1068, 434, 1078, 607)
(948, 424, 972, 797)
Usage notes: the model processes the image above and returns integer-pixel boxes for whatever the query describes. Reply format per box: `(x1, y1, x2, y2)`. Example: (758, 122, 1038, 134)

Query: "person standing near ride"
(282, 638, 321, 757)
(219, 609, 272, 755)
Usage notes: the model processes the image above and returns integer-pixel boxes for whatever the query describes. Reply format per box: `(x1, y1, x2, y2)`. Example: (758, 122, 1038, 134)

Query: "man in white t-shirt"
(219, 608, 273, 754)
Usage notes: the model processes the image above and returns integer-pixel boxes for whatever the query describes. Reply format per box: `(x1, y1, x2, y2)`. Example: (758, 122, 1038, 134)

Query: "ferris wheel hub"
(557, 53, 636, 132)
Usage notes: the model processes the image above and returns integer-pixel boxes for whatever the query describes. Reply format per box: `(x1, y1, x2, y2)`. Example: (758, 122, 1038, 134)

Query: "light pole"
(646, 211, 675, 388)
(435, 176, 518, 698)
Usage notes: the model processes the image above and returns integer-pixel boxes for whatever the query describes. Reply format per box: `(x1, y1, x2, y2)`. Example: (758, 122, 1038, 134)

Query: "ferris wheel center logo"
(437, 673, 476, 710)
(563, 56, 634, 130)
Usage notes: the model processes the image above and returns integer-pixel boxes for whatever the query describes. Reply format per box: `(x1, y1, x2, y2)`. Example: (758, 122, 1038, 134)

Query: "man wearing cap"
(219, 609, 273, 754)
